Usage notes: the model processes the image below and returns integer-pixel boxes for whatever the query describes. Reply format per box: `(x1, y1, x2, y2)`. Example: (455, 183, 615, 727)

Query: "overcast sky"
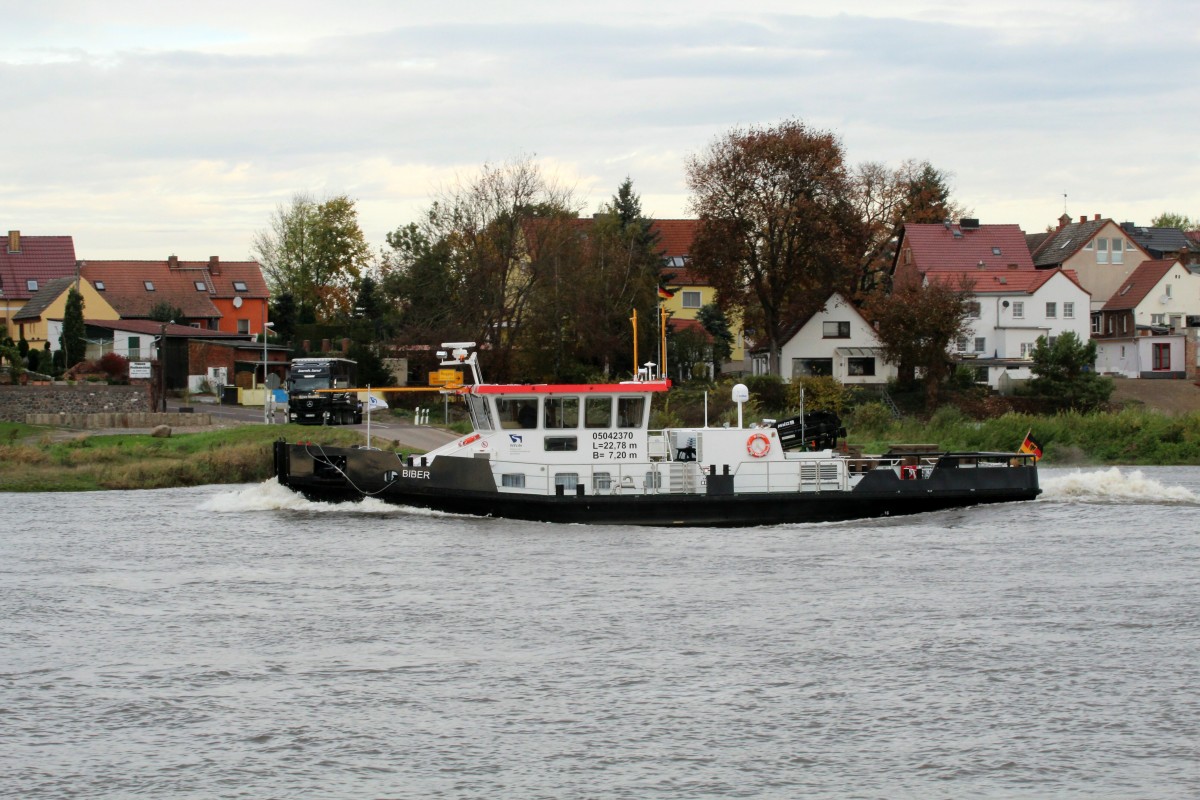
(3, 1, 1197, 261)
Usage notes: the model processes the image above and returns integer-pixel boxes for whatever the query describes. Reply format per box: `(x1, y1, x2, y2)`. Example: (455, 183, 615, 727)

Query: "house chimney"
(1094, 214, 1101, 221)
(168, 255, 179, 268)
(1058, 214, 1071, 230)
(1080, 216, 1087, 224)
(6, 230, 19, 253)
(208, 255, 220, 275)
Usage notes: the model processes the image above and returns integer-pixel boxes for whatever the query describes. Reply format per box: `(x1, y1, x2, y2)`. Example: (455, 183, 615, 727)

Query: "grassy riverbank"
(0, 424, 374, 492)
(846, 406, 1200, 465)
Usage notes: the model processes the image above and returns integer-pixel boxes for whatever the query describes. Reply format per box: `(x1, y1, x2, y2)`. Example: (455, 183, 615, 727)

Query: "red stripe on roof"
(466, 381, 672, 395)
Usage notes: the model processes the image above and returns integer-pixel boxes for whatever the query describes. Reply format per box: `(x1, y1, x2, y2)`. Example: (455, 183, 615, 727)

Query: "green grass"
(844, 406, 1200, 465)
(0, 423, 422, 492)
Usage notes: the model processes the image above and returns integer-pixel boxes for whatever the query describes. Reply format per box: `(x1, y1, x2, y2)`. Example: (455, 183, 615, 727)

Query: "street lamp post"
(263, 321, 275, 424)
(159, 320, 174, 412)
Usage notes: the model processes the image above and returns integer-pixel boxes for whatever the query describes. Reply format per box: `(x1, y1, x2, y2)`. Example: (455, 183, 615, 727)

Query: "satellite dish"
(232, 296, 243, 308)
(266, 374, 281, 390)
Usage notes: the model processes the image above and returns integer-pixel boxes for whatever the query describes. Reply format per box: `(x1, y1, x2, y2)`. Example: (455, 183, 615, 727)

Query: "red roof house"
(80, 256, 270, 335)
(892, 220, 1034, 286)
(0, 230, 78, 339)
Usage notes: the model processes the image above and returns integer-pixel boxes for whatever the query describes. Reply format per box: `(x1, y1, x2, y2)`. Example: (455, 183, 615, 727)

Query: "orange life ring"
(746, 432, 771, 458)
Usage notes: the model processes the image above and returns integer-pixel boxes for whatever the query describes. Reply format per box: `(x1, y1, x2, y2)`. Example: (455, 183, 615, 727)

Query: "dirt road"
(1109, 377, 1200, 415)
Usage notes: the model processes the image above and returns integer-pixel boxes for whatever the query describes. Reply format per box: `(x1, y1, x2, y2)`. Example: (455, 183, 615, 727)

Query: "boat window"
(544, 436, 578, 452)
(644, 471, 662, 488)
(584, 397, 612, 428)
(501, 473, 526, 488)
(617, 397, 645, 428)
(496, 397, 539, 429)
(467, 395, 494, 431)
(544, 397, 579, 428)
(592, 472, 612, 490)
(554, 473, 579, 490)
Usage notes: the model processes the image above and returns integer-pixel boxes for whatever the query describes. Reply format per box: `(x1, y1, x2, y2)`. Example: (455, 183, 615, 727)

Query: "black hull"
(273, 442, 1041, 528)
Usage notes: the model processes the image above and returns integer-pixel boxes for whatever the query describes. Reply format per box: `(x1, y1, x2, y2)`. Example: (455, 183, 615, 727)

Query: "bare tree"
(850, 159, 966, 298)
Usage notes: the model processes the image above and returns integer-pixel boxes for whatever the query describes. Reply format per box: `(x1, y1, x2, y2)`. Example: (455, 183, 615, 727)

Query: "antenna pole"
(630, 309, 638, 378)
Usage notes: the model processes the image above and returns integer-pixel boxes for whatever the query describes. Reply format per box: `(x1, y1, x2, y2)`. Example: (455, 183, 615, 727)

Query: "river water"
(2, 467, 1198, 799)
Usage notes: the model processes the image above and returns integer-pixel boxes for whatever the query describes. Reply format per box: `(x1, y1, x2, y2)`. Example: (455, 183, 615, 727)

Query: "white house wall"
(778, 294, 897, 385)
(1097, 336, 1186, 378)
(968, 272, 1092, 360)
(1131, 263, 1200, 330)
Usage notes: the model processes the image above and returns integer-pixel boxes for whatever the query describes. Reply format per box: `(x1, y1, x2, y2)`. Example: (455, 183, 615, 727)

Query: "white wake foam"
(198, 480, 461, 517)
(1041, 468, 1199, 504)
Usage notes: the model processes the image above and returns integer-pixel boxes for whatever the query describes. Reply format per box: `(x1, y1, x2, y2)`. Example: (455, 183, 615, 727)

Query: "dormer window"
(194, 281, 207, 291)
(144, 281, 155, 291)
(26, 279, 38, 291)
(233, 281, 248, 292)
(95, 281, 105, 291)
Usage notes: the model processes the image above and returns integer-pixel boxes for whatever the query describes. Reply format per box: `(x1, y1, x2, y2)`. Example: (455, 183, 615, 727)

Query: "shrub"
(743, 374, 789, 416)
(98, 352, 130, 381)
(846, 402, 894, 435)
(788, 375, 849, 415)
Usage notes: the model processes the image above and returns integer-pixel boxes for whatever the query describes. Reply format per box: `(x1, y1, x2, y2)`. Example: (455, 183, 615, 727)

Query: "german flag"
(1019, 432, 1043, 461)
(657, 286, 675, 300)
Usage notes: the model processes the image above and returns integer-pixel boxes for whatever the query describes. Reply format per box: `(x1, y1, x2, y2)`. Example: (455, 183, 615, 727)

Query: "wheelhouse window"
(497, 398, 539, 429)
(822, 321, 850, 338)
(617, 397, 645, 428)
(582, 397, 611, 428)
(544, 397, 579, 429)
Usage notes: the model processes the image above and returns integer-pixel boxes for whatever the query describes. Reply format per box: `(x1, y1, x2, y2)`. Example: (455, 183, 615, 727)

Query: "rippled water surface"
(3, 467, 1199, 799)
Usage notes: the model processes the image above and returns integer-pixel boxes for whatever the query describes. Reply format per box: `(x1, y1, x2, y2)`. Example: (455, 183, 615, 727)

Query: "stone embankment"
(0, 384, 148, 422)
(25, 411, 213, 429)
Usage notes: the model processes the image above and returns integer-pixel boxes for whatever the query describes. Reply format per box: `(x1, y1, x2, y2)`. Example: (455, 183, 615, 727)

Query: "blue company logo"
(509, 434, 523, 445)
